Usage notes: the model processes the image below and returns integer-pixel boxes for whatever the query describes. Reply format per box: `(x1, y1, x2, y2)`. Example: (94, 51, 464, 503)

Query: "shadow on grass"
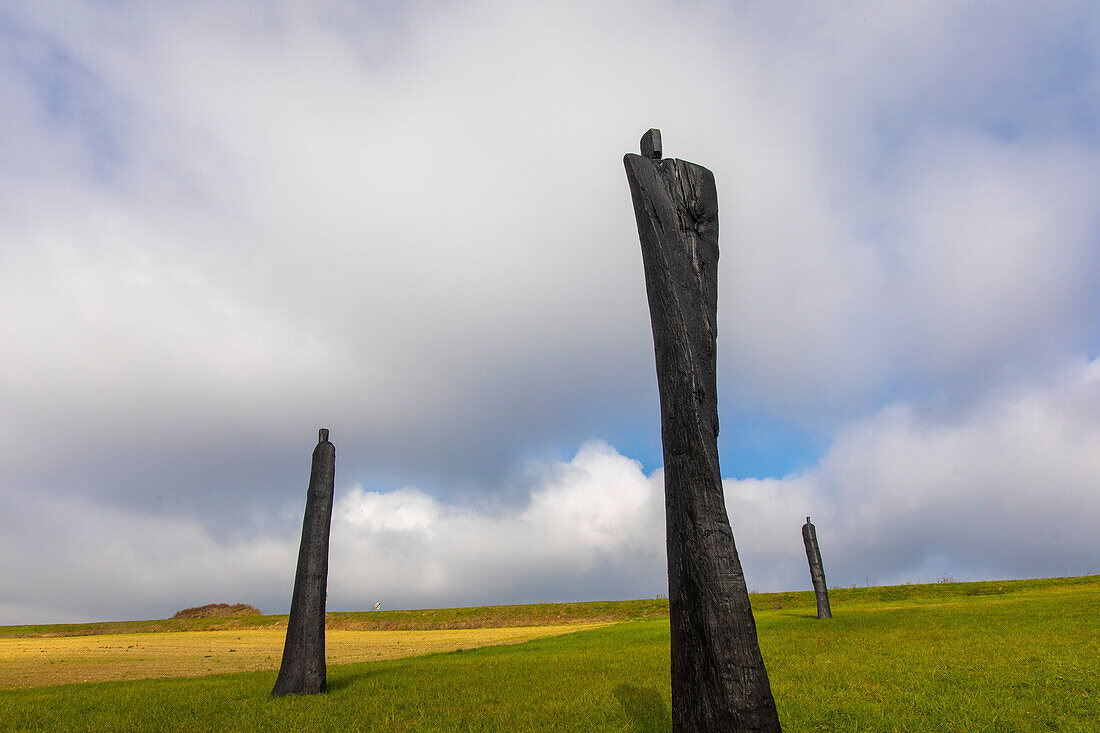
(323, 670, 376, 693)
(614, 683, 671, 733)
(323, 678, 353, 694)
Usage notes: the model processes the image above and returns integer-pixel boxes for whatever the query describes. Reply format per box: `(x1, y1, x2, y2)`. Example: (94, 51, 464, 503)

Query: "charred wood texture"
(802, 517, 832, 619)
(272, 428, 335, 696)
(625, 129, 782, 732)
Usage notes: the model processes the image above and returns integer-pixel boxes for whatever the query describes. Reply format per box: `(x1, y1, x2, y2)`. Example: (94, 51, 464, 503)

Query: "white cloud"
(4, 357, 1096, 625)
(0, 439, 665, 623)
(328, 440, 666, 609)
(0, 488, 296, 624)
(0, 1, 1098, 621)
(884, 136, 1100, 389)
(728, 357, 1100, 590)
(4, 0, 1095, 467)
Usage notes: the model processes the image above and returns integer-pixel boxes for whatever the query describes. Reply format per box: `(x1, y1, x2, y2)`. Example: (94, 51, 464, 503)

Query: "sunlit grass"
(0, 576, 1096, 731)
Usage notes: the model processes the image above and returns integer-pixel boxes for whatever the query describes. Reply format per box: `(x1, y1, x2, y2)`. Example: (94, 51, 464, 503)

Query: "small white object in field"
(374, 602, 381, 611)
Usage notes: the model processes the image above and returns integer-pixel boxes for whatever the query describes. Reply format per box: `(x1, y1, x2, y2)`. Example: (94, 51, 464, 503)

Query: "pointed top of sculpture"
(318, 428, 329, 443)
(806, 516, 811, 524)
(640, 128, 662, 159)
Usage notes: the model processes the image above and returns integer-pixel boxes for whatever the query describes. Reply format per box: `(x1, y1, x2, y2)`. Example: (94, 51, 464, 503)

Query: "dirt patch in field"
(0, 624, 607, 688)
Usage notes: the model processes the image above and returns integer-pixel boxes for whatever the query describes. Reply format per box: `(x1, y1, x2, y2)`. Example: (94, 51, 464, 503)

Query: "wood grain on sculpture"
(802, 516, 832, 619)
(625, 129, 782, 732)
(272, 428, 336, 696)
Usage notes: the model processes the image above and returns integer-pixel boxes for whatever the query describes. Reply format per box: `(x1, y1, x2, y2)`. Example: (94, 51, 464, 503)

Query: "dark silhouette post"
(802, 516, 832, 619)
(272, 428, 335, 696)
(625, 129, 781, 732)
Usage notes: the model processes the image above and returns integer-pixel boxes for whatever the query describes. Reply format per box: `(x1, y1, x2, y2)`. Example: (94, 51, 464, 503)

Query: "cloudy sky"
(2, 1, 1098, 624)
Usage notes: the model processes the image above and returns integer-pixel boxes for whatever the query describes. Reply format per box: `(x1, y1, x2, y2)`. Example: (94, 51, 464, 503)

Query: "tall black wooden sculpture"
(272, 428, 335, 696)
(625, 129, 781, 732)
(802, 516, 832, 619)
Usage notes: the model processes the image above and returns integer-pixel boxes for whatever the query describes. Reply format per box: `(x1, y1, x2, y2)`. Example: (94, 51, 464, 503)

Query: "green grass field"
(1, 575, 1096, 731)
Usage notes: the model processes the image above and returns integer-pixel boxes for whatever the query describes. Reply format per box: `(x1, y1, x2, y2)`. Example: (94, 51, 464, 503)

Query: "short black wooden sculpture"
(802, 516, 832, 619)
(272, 428, 335, 696)
(625, 129, 782, 732)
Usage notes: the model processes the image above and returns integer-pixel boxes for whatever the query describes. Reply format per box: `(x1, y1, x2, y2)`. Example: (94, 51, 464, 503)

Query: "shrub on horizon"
(172, 603, 262, 619)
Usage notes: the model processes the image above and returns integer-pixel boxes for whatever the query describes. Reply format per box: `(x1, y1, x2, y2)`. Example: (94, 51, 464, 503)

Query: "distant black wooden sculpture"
(802, 516, 832, 619)
(625, 129, 782, 732)
(272, 428, 335, 696)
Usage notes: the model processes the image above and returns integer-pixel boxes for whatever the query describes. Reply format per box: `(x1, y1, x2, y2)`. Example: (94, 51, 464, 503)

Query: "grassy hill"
(2, 574, 1092, 638)
(1, 575, 1096, 731)
(0, 598, 669, 638)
